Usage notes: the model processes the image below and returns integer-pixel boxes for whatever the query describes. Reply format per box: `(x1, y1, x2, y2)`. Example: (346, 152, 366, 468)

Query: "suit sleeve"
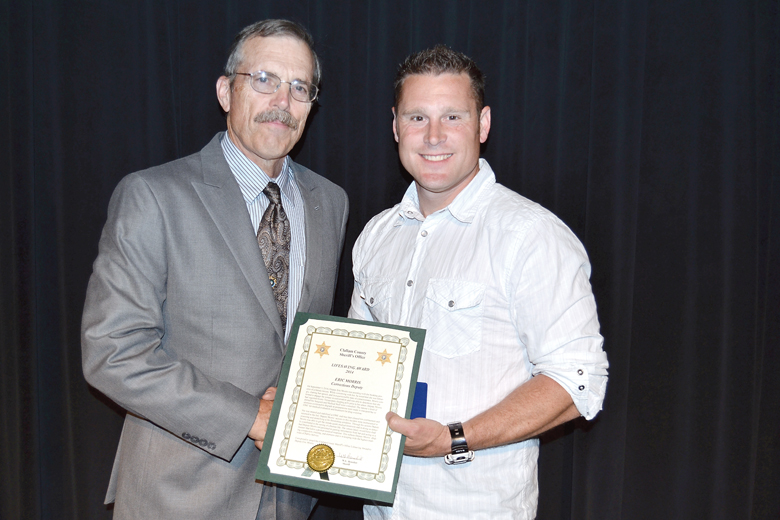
(81, 173, 260, 461)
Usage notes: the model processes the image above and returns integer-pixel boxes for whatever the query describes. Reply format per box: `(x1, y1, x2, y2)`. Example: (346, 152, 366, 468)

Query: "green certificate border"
(256, 312, 426, 504)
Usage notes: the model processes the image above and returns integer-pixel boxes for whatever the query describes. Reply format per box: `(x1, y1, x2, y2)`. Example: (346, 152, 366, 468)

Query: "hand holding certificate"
(256, 313, 425, 503)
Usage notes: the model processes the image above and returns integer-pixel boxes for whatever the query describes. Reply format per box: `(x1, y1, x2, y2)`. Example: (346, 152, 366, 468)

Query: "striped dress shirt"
(220, 133, 305, 342)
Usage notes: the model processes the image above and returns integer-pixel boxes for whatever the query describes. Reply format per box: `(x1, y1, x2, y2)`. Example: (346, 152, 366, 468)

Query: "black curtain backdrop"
(2, 1, 778, 519)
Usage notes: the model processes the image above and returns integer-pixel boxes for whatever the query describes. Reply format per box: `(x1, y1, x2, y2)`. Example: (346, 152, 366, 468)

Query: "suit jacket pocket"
(422, 279, 485, 358)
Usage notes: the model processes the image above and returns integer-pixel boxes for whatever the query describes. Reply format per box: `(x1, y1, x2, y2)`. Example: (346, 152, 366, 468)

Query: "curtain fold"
(2, 1, 777, 518)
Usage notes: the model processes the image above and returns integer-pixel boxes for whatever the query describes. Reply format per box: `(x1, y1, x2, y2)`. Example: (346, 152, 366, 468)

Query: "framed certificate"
(256, 312, 425, 504)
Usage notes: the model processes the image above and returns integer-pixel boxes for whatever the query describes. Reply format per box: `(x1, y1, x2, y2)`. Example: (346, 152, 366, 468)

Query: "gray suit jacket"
(82, 134, 349, 519)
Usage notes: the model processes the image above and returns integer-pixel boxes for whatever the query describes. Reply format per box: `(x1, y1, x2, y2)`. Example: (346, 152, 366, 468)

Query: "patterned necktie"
(257, 182, 291, 330)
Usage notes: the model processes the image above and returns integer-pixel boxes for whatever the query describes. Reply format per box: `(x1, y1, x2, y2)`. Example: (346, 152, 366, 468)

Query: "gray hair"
(394, 44, 485, 112)
(224, 19, 321, 86)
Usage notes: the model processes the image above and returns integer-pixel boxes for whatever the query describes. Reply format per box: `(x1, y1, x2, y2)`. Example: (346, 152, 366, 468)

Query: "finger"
(385, 411, 402, 429)
(262, 387, 277, 400)
(258, 398, 274, 415)
(385, 412, 411, 435)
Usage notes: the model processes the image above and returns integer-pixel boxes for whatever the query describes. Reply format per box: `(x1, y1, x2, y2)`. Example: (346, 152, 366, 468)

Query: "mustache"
(254, 109, 299, 130)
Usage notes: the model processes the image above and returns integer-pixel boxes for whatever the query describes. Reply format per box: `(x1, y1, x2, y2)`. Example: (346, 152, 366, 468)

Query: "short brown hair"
(394, 44, 485, 112)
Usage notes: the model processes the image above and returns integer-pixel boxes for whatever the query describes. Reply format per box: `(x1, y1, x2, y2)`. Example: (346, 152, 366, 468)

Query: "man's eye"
(257, 75, 270, 84)
(410, 116, 424, 122)
(293, 83, 309, 94)
(447, 115, 460, 120)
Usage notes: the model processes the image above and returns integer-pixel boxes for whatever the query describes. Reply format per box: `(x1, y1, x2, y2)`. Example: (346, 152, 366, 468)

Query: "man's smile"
(420, 153, 453, 162)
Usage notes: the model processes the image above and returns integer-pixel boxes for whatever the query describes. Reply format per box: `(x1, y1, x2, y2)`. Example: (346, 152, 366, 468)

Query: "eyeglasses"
(234, 71, 318, 103)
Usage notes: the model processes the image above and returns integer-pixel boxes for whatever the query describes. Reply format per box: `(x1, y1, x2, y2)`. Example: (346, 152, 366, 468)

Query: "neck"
(225, 128, 285, 178)
(415, 162, 481, 217)
(416, 190, 454, 217)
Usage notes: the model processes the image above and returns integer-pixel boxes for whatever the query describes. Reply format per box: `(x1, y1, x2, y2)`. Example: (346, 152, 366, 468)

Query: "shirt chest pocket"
(422, 279, 486, 358)
(361, 278, 394, 323)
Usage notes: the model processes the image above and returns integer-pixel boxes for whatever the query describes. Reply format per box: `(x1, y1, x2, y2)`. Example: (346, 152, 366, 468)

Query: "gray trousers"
(256, 484, 317, 520)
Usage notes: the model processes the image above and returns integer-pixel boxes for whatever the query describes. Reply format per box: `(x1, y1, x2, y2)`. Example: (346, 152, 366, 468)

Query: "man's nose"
(269, 82, 292, 110)
(425, 120, 446, 146)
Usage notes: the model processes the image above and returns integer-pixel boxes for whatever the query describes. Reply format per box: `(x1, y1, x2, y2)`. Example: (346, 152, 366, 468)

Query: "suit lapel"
(292, 162, 324, 315)
(192, 135, 285, 343)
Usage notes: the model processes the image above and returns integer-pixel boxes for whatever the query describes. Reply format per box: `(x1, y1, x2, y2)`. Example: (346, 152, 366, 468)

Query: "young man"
(82, 20, 348, 519)
(349, 45, 608, 519)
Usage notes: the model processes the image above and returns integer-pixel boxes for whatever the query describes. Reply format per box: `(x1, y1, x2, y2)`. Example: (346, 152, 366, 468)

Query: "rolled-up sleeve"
(510, 216, 609, 420)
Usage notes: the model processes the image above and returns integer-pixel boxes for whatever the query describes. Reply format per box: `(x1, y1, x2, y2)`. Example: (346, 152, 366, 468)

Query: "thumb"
(385, 411, 402, 430)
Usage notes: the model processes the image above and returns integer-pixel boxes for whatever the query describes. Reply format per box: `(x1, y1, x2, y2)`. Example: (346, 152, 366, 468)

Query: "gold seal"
(307, 444, 335, 473)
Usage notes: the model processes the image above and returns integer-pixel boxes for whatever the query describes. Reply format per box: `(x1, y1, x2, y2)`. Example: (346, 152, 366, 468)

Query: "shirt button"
(406, 280, 413, 287)
(577, 369, 584, 375)
(421, 230, 428, 237)
(369, 297, 375, 304)
(448, 300, 455, 307)
(578, 385, 585, 391)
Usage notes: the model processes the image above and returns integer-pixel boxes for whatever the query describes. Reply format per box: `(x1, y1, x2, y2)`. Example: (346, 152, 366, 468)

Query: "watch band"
(444, 422, 475, 465)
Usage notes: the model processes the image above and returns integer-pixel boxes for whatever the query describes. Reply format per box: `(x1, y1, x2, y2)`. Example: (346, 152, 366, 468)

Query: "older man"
(82, 20, 348, 519)
(348, 45, 608, 519)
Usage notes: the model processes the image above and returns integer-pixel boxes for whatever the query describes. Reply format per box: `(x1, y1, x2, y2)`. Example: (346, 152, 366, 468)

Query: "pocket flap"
(425, 279, 486, 311)
(361, 278, 394, 308)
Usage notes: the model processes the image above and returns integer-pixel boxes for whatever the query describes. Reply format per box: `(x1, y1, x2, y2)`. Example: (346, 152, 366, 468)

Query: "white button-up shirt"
(349, 159, 608, 519)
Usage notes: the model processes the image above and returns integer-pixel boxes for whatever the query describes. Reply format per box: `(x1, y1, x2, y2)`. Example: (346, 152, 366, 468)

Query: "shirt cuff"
(533, 362, 608, 420)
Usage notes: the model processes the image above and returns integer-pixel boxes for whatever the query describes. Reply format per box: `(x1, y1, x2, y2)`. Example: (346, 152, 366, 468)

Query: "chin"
(416, 172, 450, 184)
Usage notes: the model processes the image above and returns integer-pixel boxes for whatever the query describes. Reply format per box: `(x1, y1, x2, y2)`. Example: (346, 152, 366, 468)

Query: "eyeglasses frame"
(233, 71, 318, 103)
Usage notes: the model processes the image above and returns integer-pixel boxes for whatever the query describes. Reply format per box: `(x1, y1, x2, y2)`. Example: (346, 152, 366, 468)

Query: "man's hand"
(386, 376, 581, 458)
(248, 387, 276, 449)
(385, 411, 451, 457)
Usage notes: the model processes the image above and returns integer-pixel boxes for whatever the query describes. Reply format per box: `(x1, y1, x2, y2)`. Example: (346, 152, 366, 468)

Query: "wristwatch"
(444, 422, 475, 465)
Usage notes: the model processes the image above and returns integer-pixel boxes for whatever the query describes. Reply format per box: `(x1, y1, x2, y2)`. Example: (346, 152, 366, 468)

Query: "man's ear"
(392, 107, 399, 143)
(479, 106, 491, 143)
(216, 76, 232, 113)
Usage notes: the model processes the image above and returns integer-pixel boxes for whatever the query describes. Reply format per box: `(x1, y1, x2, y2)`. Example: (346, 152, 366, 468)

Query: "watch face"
(445, 422, 473, 464)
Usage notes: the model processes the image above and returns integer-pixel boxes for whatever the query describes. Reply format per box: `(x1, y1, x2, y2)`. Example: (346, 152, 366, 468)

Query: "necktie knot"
(263, 182, 282, 205)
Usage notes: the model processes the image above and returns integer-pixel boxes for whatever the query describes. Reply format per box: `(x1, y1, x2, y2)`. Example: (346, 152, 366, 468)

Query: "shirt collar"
(220, 132, 297, 207)
(397, 158, 496, 224)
